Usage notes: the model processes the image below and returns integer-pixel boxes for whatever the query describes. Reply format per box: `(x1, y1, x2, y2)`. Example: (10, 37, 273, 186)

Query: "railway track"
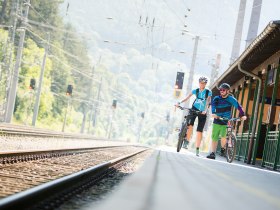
(0, 145, 134, 164)
(0, 146, 150, 210)
(0, 123, 107, 140)
(0, 122, 132, 153)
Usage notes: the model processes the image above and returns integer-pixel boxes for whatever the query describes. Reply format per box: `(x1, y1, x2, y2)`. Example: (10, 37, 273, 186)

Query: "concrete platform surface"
(86, 147, 280, 210)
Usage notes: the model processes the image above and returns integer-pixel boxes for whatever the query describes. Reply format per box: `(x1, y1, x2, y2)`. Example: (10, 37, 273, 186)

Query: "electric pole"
(5, 0, 31, 123)
(245, 0, 262, 48)
(210, 54, 221, 87)
(32, 33, 50, 126)
(230, 0, 247, 64)
(185, 35, 200, 107)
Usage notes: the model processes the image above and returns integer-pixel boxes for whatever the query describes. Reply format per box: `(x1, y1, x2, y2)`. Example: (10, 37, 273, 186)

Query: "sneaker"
(182, 140, 189, 149)
(220, 148, 225, 157)
(196, 148, 199, 156)
(206, 152, 216, 159)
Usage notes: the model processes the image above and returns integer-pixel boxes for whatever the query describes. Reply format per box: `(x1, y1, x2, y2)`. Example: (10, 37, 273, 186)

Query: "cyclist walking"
(207, 83, 247, 160)
(176, 76, 212, 156)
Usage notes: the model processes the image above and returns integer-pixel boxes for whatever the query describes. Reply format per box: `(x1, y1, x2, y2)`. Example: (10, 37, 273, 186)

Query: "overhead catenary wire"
(29, 5, 52, 26)
(49, 55, 100, 83)
(21, 28, 135, 105)
(26, 27, 89, 66)
(162, 0, 185, 25)
(24, 12, 140, 106)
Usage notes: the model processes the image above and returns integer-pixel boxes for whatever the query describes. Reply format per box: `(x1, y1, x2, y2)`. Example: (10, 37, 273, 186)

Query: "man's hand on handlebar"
(211, 114, 247, 121)
(212, 114, 218, 119)
(241, 116, 247, 121)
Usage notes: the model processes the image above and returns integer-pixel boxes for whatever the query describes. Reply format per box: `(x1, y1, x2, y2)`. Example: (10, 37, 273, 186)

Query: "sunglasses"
(219, 89, 227, 92)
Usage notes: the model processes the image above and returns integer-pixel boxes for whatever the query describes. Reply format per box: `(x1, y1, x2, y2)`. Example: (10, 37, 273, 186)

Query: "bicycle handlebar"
(175, 105, 201, 114)
(217, 117, 241, 121)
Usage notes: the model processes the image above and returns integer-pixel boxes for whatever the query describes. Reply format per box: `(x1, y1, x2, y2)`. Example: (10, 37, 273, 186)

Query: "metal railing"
(262, 131, 279, 169)
(235, 132, 257, 161)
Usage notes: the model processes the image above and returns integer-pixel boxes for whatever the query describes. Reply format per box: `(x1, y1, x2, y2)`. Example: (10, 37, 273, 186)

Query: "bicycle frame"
(176, 106, 201, 152)
(226, 120, 235, 146)
(219, 117, 240, 162)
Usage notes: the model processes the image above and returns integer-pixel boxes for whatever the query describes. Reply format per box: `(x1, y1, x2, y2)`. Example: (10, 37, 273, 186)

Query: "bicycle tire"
(177, 122, 188, 152)
(225, 134, 237, 163)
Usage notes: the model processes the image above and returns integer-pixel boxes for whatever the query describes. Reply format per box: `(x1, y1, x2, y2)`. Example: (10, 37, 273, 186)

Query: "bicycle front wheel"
(177, 123, 188, 152)
(225, 134, 237, 163)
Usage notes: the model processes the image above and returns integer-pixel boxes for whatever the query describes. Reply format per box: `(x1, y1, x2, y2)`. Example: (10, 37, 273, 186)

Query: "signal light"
(112, 99, 117, 109)
(66, 84, 73, 96)
(175, 72, 184, 90)
(29, 78, 36, 90)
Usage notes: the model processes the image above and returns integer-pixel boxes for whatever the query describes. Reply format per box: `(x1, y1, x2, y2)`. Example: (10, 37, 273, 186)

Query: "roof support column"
(273, 64, 280, 170)
(244, 78, 259, 162)
(237, 80, 252, 160)
(261, 65, 280, 168)
(237, 62, 262, 164)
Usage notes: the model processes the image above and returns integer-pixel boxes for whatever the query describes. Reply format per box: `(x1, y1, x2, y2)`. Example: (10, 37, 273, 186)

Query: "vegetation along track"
(0, 146, 150, 209)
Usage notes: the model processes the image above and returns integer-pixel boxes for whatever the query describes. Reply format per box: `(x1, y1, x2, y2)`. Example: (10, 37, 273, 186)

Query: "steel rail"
(0, 145, 140, 164)
(0, 123, 125, 141)
(0, 148, 148, 210)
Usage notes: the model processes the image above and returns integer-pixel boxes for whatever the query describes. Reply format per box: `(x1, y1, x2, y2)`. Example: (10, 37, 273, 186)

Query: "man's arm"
(230, 96, 247, 120)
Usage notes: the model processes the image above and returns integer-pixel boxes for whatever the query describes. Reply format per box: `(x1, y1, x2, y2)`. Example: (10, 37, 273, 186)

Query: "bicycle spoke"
(226, 134, 236, 163)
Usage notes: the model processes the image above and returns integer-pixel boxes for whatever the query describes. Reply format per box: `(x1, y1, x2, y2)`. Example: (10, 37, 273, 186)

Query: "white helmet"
(199, 76, 208, 83)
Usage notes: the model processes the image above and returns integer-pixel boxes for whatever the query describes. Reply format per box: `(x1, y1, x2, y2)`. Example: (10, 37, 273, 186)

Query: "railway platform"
(91, 147, 280, 210)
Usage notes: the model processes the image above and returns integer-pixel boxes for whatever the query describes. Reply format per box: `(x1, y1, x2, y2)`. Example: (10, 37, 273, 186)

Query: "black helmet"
(219, 83, 230, 90)
(199, 76, 208, 83)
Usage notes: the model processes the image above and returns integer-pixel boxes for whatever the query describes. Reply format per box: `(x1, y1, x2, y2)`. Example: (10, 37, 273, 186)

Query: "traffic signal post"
(62, 85, 73, 132)
(137, 112, 145, 143)
(32, 33, 50, 126)
(107, 99, 117, 139)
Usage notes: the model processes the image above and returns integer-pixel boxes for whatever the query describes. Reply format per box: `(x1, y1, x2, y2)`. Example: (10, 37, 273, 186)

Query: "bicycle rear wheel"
(177, 123, 188, 152)
(225, 134, 236, 163)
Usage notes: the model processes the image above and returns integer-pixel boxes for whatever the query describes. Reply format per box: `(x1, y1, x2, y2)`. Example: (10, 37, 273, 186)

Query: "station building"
(211, 20, 280, 171)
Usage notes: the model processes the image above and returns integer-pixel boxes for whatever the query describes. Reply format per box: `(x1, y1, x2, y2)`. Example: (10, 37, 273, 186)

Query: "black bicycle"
(176, 106, 201, 152)
(218, 117, 240, 163)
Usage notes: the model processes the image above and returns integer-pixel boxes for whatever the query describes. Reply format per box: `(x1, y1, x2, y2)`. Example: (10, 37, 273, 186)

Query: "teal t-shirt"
(191, 88, 212, 111)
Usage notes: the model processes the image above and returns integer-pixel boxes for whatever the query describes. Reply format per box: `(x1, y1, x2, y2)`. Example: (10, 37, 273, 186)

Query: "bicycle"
(218, 117, 240, 163)
(176, 106, 201, 152)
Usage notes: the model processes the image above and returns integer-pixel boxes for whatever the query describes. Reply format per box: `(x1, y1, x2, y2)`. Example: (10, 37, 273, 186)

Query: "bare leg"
(211, 141, 218, 153)
(186, 125, 193, 141)
(196, 131, 202, 148)
(220, 137, 227, 149)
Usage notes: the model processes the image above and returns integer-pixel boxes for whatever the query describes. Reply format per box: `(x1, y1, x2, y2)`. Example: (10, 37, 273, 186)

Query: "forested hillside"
(0, 0, 181, 145)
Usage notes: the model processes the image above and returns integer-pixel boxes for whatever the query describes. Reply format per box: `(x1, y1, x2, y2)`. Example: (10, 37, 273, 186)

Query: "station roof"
(211, 20, 280, 95)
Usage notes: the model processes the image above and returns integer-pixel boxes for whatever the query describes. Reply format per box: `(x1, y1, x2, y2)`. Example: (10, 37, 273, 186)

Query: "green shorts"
(212, 123, 227, 141)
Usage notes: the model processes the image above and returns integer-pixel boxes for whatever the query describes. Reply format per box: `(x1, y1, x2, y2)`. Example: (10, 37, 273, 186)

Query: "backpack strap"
(205, 89, 209, 99)
(196, 88, 199, 98)
(196, 88, 209, 99)
(193, 89, 210, 110)
(192, 88, 199, 108)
